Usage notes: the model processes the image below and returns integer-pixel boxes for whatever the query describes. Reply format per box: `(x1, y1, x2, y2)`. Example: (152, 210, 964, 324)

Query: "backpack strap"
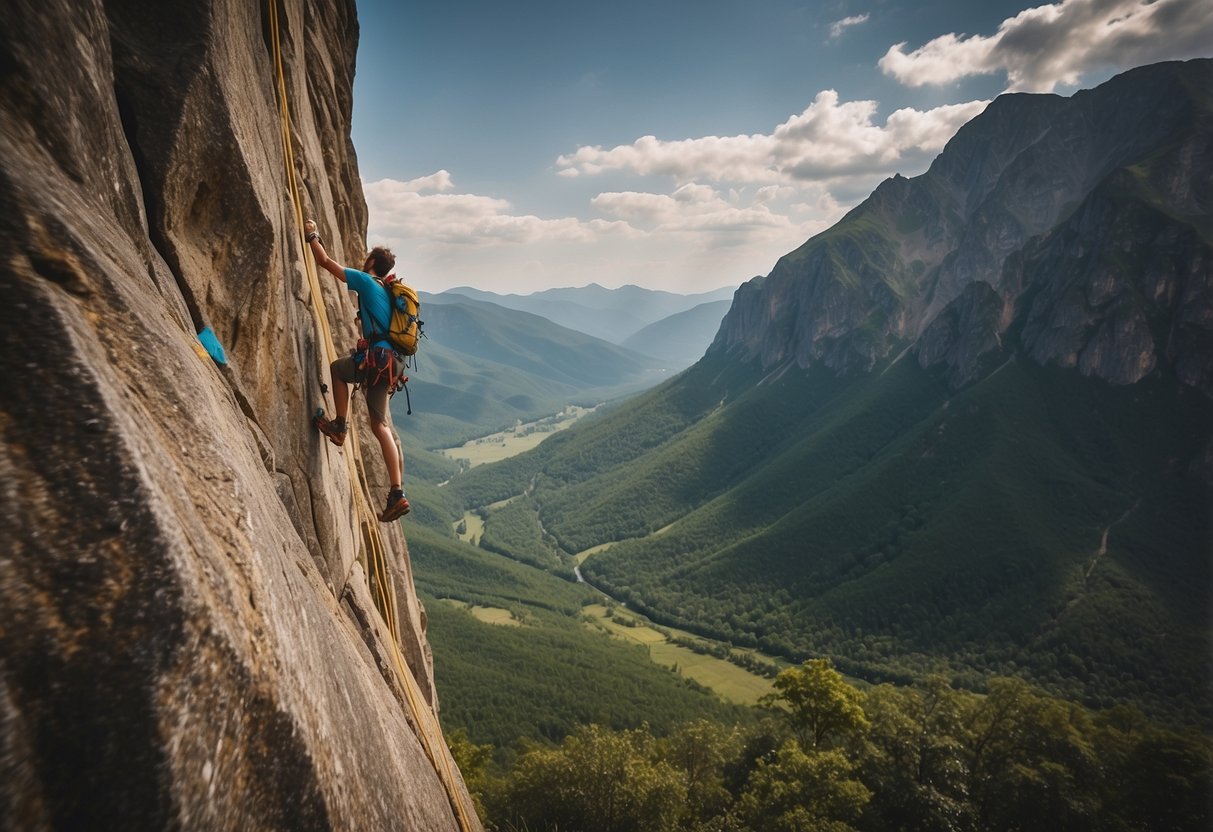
(355, 283, 393, 350)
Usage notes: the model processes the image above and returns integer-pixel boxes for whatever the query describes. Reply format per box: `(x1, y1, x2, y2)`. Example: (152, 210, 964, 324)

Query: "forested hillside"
(457, 660, 1211, 832)
(404, 445, 1211, 832)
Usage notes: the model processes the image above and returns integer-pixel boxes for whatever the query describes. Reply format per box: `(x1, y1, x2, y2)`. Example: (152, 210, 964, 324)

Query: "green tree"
(1111, 729, 1213, 832)
(765, 659, 870, 750)
(734, 741, 871, 832)
(961, 677, 1098, 832)
(446, 728, 493, 822)
(658, 719, 743, 825)
(495, 724, 685, 832)
(860, 678, 973, 832)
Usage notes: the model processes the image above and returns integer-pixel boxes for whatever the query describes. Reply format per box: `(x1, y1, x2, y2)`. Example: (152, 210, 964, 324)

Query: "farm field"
(440, 599, 524, 627)
(439, 406, 594, 467)
(582, 603, 778, 705)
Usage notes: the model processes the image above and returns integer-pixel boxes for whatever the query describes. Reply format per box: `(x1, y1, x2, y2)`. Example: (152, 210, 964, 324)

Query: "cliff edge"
(0, 1, 480, 829)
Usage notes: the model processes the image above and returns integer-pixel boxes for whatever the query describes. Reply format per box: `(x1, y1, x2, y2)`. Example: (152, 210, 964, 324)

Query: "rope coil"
(267, 3, 475, 829)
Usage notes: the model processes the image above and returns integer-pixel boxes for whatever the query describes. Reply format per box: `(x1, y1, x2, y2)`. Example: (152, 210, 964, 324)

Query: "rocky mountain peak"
(711, 59, 1212, 402)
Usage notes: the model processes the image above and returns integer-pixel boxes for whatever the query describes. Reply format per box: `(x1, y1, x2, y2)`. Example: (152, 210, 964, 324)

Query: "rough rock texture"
(0, 1, 480, 829)
(710, 60, 1213, 399)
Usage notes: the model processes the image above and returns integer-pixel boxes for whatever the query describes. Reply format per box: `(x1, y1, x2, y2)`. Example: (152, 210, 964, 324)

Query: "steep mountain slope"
(716, 60, 1212, 398)
(448, 60, 1213, 724)
(420, 293, 665, 384)
(443, 283, 737, 343)
(622, 299, 733, 369)
(0, 1, 478, 828)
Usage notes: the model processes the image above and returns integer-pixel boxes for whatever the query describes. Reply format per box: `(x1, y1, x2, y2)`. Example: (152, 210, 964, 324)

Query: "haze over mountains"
(439, 59, 1213, 724)
(443, 283, 737, 344)
(623, 299, 733, 369)
(399, 285, 738, 445)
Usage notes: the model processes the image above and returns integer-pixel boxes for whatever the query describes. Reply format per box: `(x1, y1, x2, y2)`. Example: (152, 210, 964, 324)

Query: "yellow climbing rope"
(266, 3, 475, 830)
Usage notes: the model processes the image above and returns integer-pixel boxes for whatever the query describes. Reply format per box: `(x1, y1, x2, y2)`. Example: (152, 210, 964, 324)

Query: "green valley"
(403, 522, 757, 756)
(404, 347, 1211, 830)
(393, 294, 671, 449)
(399, 423, 789, 751)
(437, 348, 1211, 727)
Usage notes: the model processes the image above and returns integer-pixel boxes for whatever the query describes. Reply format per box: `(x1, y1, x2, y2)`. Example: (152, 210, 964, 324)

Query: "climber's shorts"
(331, 354, 391, 426)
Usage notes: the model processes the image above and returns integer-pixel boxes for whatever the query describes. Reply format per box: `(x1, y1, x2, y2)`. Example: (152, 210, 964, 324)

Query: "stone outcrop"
(710, 60, 1213, 399)
(0, 1, 480, 829)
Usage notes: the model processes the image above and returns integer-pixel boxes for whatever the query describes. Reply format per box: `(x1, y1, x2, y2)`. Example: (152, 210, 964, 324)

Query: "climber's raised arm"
(304, 219, 345, 282)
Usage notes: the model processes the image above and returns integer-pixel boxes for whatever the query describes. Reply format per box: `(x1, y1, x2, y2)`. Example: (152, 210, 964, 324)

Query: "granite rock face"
(711, 60, 1213, 400)
(0, 1, 479, 829)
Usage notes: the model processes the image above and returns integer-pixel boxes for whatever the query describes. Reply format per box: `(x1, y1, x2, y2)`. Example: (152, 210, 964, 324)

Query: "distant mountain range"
(445, 60, 1213, 724)
(622, 299, 733, 368)
(397, 285, 741, 446)
(442, 283, 737, 344)
(397, 292, 676, 447)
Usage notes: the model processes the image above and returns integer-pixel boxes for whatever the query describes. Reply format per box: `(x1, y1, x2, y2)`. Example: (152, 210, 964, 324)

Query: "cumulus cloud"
(555, 91, 987, 185)
(364, 174, 637, 246)
(400, 169, 454, 193)
(879, 0, 1213, 92)
(829, 13, 870, 40)
(364, 174, 832, 293)
(591, 185, 796, 241)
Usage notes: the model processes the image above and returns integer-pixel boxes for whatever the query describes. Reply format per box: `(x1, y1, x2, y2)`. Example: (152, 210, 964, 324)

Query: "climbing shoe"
(314, 412, 348, 447)
(380, 488, 411, 523)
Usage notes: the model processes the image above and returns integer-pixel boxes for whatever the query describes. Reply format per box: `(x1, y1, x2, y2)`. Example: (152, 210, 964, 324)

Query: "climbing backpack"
(373, 274, 423, 357)
(356, 273, 423, 413)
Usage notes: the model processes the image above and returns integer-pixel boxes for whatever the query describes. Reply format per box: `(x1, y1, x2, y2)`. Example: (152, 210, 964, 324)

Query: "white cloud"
(590, 185, 798, 242)
(400, 169, 454, 193)
(364, 172, 837, 293)
(879, 0, 1213, 92)
(556, 133, 779, 183)
(364, 174, 637, 246)
(754, 185, 797, 205)
(373, 86, 992, 293)
(829, 13, 870, 40)
(555, 90, 987, 186)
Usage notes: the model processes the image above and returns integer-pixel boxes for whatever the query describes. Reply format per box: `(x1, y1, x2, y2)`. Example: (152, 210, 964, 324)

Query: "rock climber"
(304, 218, 410, 522)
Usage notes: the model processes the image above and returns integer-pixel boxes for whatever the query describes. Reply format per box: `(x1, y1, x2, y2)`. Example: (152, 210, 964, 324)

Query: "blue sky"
(350, 0, 1211, 295)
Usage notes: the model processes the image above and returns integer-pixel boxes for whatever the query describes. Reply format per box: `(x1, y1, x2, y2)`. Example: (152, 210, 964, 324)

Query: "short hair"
(366, 246, 396, 277)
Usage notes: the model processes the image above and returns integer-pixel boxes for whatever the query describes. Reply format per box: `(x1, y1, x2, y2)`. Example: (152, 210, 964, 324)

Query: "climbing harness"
(266, 4, 474, 830)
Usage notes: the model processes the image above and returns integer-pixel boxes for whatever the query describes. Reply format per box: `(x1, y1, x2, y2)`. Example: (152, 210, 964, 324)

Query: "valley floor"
(430, 411, 786, 709)
(438, 406, 594, 468)
(581, 603, 778, 705)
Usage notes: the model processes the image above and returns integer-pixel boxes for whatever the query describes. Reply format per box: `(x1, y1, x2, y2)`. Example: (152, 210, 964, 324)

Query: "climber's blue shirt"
(344, 268, 393, 350)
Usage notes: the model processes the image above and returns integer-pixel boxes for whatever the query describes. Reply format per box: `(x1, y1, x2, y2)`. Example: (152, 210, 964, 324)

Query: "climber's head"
(363, 246, 396, 278)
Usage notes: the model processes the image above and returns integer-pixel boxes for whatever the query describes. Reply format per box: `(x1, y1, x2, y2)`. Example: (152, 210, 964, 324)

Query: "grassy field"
(574, 541, 616, 563)
(455, 510, 484, 544)
(439, 406, 594, 467)
(583, 603, 778, 706)
(440, 599, 525, 627)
